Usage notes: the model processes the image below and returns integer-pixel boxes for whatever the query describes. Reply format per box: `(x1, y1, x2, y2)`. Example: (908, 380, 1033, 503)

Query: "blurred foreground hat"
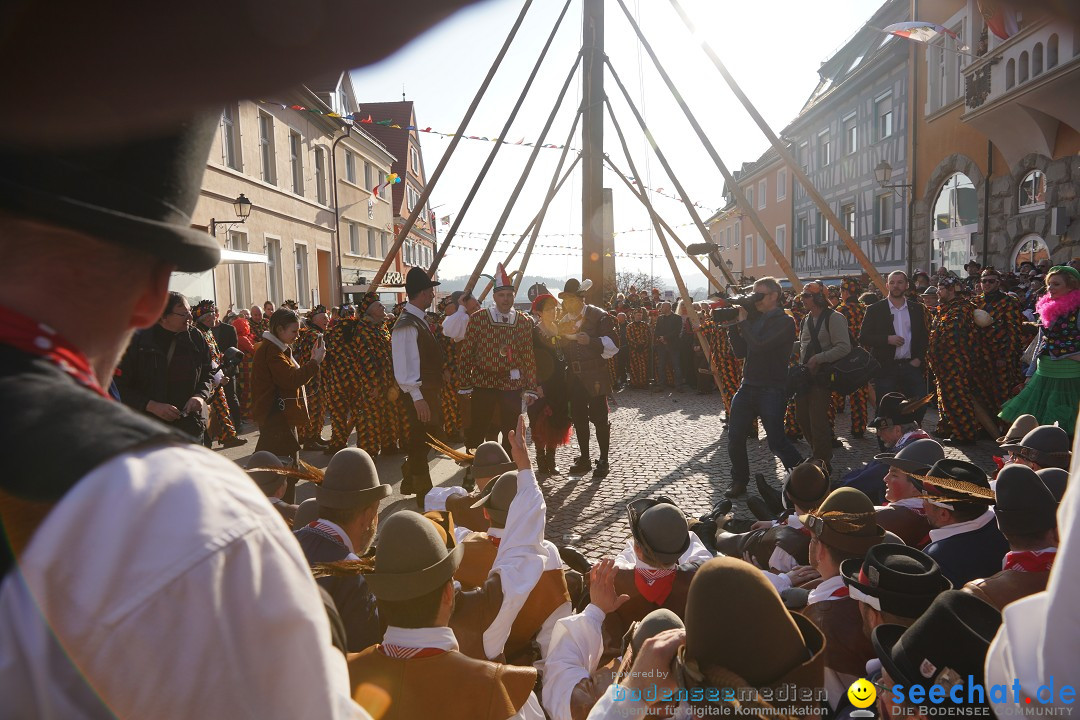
(366, 511, 464, 602)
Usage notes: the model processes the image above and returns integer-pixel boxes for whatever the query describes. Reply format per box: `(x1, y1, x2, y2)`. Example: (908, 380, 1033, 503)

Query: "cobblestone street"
(220, 384, 1002, 563)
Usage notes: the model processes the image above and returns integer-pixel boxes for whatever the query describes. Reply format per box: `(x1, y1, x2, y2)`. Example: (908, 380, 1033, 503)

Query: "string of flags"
(444, 240, 701, 261)
(450, 223, 698, 242)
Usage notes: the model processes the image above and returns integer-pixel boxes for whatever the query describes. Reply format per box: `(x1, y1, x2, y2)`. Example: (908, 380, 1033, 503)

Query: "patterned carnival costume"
(191, 300, 240, 446)
(232, 317, 257, 423)
(928, 277, 981, 442)
(354, 293, 396, 457)
(293, 309, 328, 447)
(714, 323, 744, 417)
(436, 298, 464, 441)
(832, 277, 869, 437)
(975, 269, 1026, 413)
(785, 298, 807, 440)
(625, 312, 652, 388)
(322, 314, 366, 452)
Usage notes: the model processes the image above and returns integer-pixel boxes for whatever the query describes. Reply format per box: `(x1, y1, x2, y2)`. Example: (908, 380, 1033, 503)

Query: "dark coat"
(859, 298, 929, 367)
(211, 322, 239, 357)
(117, 324, 213, 416)
(728, 308, 796, 387)
(924, 518, 1010, 588)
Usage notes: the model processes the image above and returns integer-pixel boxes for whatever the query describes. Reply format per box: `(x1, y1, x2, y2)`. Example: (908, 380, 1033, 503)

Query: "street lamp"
(874, 160, 912, 190)
(210, 194, 253, 237)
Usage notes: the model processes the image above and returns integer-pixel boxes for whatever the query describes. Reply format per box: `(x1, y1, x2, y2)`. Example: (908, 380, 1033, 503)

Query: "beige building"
(173, 74, 396, 311)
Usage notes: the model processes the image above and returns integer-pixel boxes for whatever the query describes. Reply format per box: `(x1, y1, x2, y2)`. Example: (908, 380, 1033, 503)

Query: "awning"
(219, 248, 268, 264)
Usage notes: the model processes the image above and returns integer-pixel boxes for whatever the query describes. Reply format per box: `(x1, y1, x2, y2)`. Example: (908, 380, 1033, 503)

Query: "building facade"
(783, 0, 911, 281)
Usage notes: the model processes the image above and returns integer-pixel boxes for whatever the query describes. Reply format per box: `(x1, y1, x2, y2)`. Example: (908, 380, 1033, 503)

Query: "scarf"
(0, 304, 107, 398)
(1036, 289, 1080, 328)
(634, 567, 677, 605)
(1003, 549, 1056, 573)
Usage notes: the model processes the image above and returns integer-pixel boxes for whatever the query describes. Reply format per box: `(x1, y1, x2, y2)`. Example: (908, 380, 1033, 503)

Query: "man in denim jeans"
(725, 278, 804, 497)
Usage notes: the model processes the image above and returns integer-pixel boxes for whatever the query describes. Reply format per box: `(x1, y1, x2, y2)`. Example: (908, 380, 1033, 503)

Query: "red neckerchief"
(488, 535, 502, 548)
(635, 567, 677, 604)
(0, 304, 108, 398)
(830, 585, 850, 599)
(1003, 550, 1056, 573)
(379, 644, 449, 659)
(779, 515, 813, 537)
(309, 520, 348, 550)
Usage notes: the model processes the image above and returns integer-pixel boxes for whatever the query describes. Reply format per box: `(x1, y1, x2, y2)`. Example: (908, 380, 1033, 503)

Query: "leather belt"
(570, 359, 604, 373)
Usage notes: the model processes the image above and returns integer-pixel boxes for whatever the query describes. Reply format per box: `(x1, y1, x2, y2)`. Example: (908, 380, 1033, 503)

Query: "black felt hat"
(840, 544, 952, 619)
(994, 464, 1058, 535)
(1036, 467, 1069, 503)
(870, 392, 933, 429)
(405, 267, 439, 297)
(1000, 425, 1072, 470)
(876, 438, 946, 483)
(872, 591, 1001, 703)
(911, 459, 994, 507)
(559, 278, 593, 299)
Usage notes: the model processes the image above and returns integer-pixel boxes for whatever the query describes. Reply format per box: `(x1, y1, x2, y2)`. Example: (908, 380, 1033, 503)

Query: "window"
(348, 222, 360, 254)
(927, 21, 966, 112)
(775, 225, 787, 257)
(875, 93, 893, 140)
(841, 202, 856, 238)
(744, 235, 753, 267)
(295, 243, 310, 304)
(726, 226, 733, 250)
(1006, 59, 1016, 90)
(819, 131, 831, 166)
(758, 179, 767, 210)
(381, 232, 390, 257)
(1012, 234, 1050, 270)
(1033, 42, 1044, 76)
(266, 238, 283, 306)
(757, 235, 766, 266)
(1049, 34, 1059, 68)
(816, 211, 827, 245)
(410, 146, 420, 174)
(776, 168, 787, 201)
(221, 104, 241, 170)
(798, 143, 809, 175)
(744, 185, 754, 208)
(345, 150, 356, 184)
(407, 184, 421, 212)
(1019, 170, 1047, 211)
(953, 22, 966, 98)
(931, 173, 978, 273)
(875, 194, 894, 234)
(797, 215, 808, 249)
(368, 227, 378, 257)
(289, 131, 304, 195)
(226, 232, 251, 309)
(258, 111, 276, 185)
(843, 114, 857, 155)
(364, 162, 373, 191)
(314, 148, 327, 205)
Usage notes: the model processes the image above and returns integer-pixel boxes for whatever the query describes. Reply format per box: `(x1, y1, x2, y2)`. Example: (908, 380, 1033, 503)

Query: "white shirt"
(613, 534, 714, 570)
(888, 298, 912, 360)
(442, 304, 471, 342)
(391, 302, 429, 402)
(805, 574, 847, 605)
(380, 626, 545, 720)
(542, 603, 606, 720)
(0, 444, 368, 719)
(927, 507, 996, 543)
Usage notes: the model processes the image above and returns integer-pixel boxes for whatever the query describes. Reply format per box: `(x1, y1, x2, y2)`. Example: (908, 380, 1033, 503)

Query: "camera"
(219, 346, 245, 375)
(711, 291, 765, 323)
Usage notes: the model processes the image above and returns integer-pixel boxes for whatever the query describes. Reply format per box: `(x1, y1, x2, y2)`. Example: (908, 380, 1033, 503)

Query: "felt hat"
(1036, 467, 1069, 503)
(876, 438, 945, 484)
(437, 290, 465, 314)
(782, 461, 830, 509)
(404, 266, 439, 297)
(294, 498, 320, 529)
(1000, 425, 1072, 470)
(870, 392, 933, 429)
(627, 608, 685, 657)
(0, 116, 223, 272)
(682, 557, 824, 691)
(472, 441, 516, 480)
(872, 591, 1001, 704)
(993, 465, 1058, 535)
(366, 511, 465, 602)
(315, 448, 390, 509)
(799, 488, 886, 555)
(627, 498, 690, 566)
(245, 450, 285, 492)
(559, 278, 593, 299)
(997, 414, 1039, 445)
(840, 544, 952, 619)
(911, 459, 995, 508)
(470, 470, 518, 527)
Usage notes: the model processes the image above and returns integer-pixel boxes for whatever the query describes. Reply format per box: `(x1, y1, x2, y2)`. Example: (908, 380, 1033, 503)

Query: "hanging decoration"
(881, 21, 969, 50)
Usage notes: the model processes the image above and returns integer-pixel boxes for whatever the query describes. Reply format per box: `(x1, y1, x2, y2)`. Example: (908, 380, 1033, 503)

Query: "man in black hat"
(964, 464, 1058, 610)
(558, 278, 620, 474)
(838, 392, 932, 504)
(392, 266, 447, 504)
(918, 459, 1010, 586)
(873, 591, 1001, 717)
(999, 424, 1072, 471)
(874, 438, 944, 548)
(295, 448, 390, 653)
(245, 450, 298, 525)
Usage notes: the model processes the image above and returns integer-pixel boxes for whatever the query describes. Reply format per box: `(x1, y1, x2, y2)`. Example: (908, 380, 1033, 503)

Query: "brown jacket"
(447, 490, 491, 535)
(963, 569, 1050, 611)
(799, 597, 875, 678)
(875, 505, 931, 549)
(349, 643, 535, 720)
(250, 337, 319, 425)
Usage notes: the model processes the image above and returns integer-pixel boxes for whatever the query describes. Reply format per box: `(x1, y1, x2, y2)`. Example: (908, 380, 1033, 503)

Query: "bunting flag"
(978, 0, 1019, 40)
(881, 21, 968, 51)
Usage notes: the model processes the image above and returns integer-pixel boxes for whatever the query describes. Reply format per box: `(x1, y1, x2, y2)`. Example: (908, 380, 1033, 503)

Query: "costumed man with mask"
(917, 459, 1010, 586)
(873, 438, 943, 548)
(798, 487, 886, 710)
(392, 267, 447, 503)
(295, 448, 388, 653)
(323, 299, 366, 454)
(975, 267, 1025, 412)
(963, 464, 1058, 610)
(558, 278, 620, 475)
(928, 276, 982, 445)
(191, 300, 243, 448)
(624, 307, 651, 389)
(838, 392, 932, 505)
(461, 264, 539, 455)
(294, 305, 330, 450)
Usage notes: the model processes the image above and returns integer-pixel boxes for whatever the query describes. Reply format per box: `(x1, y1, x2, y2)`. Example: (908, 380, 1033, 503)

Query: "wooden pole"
(665, 0, 887, 295)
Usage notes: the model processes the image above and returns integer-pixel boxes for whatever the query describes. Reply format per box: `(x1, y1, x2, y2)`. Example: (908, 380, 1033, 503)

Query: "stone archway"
(913, 154, 985, 271)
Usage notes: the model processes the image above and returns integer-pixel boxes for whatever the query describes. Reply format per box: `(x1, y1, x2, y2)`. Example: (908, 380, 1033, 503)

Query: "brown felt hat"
(315, 448, 390, 509)
(472, 441, 516, 480)
(627, 498, 690, 566)
(799, 487, 886, 555)
(782, 461, 830, 508)
(683, 557, 824, 689)
(245, 450, 285, 492)
(366, 511, 464, 602)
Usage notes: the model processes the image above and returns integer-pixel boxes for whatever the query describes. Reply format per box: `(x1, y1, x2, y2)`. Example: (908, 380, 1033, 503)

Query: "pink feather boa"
(1037, 288, 1080, 328)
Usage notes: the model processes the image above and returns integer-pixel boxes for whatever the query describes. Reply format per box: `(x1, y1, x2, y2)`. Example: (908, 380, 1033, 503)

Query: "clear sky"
(351, 0, 888, 293)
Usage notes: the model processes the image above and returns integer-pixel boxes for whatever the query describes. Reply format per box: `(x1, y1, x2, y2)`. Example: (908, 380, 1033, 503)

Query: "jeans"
(654, 341, 683, 386)
(873, 361, 928, 421)
(727, 383, 804, 487)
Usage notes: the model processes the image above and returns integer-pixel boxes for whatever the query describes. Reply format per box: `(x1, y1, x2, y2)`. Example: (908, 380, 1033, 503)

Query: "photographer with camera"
(795, 281, 851, 473)
(722, 278, 804, 498)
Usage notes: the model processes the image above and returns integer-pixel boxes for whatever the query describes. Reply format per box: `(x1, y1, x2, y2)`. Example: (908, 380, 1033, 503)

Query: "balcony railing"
(963, 19, 1078, 112)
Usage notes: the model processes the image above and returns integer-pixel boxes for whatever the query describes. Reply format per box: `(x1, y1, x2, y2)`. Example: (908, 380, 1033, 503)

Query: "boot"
(593, 422, 611, 474)
(724, 480, 748, 498)
(535, 448, 551, 476)
(570, 424, 591, 474)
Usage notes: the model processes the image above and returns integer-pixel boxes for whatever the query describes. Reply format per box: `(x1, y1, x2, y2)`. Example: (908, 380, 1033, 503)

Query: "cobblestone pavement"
(218, 385, 1002, 563)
